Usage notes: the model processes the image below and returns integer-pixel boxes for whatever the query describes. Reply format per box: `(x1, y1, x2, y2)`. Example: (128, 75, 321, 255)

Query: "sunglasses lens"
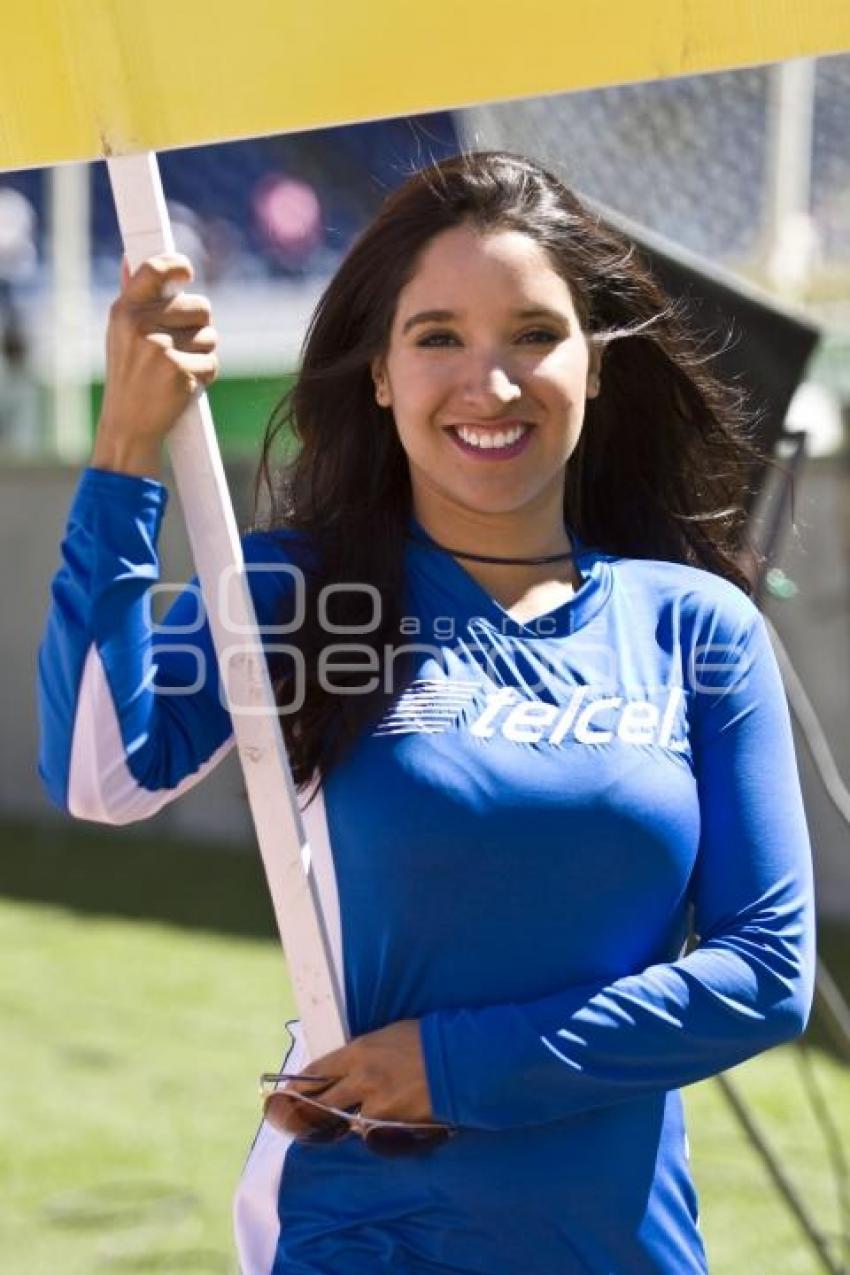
(364, 1125, 453, 1158)
(263, 1092, 350, 1145)
(262, 1079, 456, 1158)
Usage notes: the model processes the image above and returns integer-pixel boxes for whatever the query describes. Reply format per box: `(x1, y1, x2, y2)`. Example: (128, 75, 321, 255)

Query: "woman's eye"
(415, 328, 559, 348)
(416, 331, 459, 347)
(518, 329, 559, 344)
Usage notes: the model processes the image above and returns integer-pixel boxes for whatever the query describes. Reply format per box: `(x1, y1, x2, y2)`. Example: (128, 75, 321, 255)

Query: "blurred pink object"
(253, 175, 322, 266)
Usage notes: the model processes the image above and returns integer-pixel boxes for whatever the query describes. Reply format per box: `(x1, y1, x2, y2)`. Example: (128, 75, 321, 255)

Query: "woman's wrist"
(91, 421, 163, 480)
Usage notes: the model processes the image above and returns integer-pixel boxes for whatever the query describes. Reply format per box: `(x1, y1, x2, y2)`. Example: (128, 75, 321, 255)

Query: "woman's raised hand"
(91, 253, 219, 478)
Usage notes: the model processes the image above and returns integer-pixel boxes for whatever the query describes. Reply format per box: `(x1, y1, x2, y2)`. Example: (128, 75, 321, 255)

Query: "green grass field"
(1, 817, 848, 1274)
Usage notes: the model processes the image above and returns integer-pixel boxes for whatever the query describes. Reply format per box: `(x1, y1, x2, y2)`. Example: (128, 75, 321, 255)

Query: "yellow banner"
(3, 0, 848, 171)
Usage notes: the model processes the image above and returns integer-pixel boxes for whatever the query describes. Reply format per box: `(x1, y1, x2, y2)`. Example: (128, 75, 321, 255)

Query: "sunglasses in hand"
(259, 1071, 458, 1157)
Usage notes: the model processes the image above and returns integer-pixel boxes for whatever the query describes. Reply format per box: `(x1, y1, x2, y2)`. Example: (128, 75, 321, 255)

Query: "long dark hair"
(252, 149, 774, 794)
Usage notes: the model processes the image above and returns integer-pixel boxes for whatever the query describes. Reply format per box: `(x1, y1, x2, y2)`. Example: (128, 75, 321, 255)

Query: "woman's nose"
(459, 359, 522, 409)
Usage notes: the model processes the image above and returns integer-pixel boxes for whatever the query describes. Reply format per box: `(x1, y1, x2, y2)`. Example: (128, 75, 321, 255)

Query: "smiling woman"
(37, 150, 815, 1275)
(371, 224, 598, 548)
(253, 151, 768, 789)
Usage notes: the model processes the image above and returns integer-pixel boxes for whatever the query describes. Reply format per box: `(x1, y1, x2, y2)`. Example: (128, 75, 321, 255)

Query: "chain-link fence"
(457, 53, 850, 337)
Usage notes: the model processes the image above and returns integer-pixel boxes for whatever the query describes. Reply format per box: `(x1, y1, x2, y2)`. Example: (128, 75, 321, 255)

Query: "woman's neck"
(411, 492, 572, 564)
(410, 493, 581, 607)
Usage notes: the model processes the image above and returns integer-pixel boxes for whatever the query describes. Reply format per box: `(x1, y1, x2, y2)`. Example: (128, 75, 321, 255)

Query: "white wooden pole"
(105, 151, 347, 1060)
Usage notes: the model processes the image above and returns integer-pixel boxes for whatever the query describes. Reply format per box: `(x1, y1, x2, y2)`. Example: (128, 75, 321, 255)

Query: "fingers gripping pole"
(105, 151, 348, 1059)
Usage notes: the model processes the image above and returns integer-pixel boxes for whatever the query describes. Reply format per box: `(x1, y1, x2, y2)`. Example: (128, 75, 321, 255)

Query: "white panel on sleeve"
(67, 644, 235, 824)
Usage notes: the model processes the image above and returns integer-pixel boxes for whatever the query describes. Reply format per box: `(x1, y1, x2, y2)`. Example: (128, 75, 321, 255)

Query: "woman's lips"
(445, 422, 534, 461)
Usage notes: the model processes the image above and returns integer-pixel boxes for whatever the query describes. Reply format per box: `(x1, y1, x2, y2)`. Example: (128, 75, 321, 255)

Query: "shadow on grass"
(0, 817, 277, 941)
(1, 816, 848, 1062)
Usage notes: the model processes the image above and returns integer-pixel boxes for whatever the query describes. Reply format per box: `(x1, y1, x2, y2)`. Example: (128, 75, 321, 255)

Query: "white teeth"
(455, 423, 528, 450)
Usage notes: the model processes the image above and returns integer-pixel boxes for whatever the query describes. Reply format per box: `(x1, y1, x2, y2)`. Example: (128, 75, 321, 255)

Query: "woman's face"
(372, 222, 599, 526)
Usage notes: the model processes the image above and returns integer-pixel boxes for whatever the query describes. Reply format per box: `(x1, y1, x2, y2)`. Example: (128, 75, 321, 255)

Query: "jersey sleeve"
(37, 466, 306, 824)
(418, 600, 817, 1130)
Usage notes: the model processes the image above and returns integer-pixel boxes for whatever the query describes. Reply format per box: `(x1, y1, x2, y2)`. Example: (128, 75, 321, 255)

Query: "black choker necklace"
(408, 531, 575, 567)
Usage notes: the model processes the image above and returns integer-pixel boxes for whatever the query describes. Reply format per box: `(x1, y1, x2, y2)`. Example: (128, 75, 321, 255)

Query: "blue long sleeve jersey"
(38, 467, 816, 1275)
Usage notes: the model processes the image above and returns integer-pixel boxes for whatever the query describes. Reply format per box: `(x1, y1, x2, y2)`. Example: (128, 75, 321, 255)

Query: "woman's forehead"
(396, 225, 576, 316)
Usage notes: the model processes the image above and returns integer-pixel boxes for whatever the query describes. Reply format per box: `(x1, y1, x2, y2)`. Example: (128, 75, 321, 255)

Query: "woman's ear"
(371, 356, 391, 408)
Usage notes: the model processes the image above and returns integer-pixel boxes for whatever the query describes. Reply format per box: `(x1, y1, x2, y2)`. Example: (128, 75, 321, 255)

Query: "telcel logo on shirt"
(374, 680, 689, 751)
(470, 685, 688, 749)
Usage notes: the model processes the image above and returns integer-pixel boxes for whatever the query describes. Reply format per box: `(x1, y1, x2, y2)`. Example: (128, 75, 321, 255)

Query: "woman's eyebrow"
(513, 307, 570, 326)
(401, 309, 455, 335)
(401, 306, 569, 335)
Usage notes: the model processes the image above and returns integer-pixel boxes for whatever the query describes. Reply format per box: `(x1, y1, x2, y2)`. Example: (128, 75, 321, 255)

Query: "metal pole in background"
(48, 161, 91, 461)
(763, 58, 818, 301)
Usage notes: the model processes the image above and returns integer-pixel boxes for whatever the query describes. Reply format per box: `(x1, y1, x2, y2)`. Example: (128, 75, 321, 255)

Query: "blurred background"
(1, 53, 848, 1274)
